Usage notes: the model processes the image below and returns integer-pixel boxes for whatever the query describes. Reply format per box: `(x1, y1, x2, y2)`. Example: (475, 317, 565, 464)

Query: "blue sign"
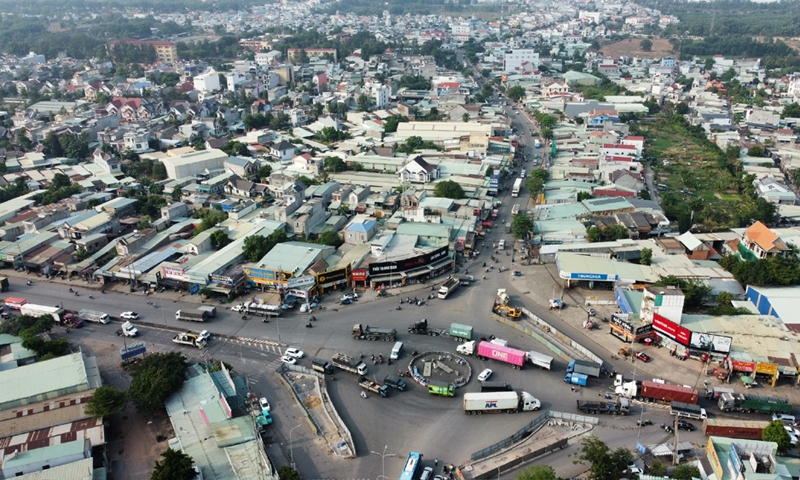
(636, 443, 646, 454)
(569, 272, 616, 281)
(190, 284, 200, 295)
(120, 341, 146, 360)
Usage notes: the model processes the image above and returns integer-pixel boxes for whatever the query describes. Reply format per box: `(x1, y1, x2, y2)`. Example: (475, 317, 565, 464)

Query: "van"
(498, 239, 506, 249)
(773, 414, 796, 425)
(390, 341, 403, 361)
(311, 357, 334, 375)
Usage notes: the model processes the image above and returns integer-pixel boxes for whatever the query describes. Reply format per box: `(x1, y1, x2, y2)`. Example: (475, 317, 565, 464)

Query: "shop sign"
(755, 362, 778, 376)
(352, 269, 367, 281)
(161, 266, 185, 279)
(569, 272, 617, 281)
(708, 438, 723, 476)
(209, 274, 233, 286)
(732, 360, 755, 373)
(368, 246, 449, 276)
(317, 264, 351, 284)
(689, 332, 732, 354)
(652, 314, 690, 346)
(286, 289, 309, 299)
(287, 275, 315, 288)
(244, 267, 276, 281)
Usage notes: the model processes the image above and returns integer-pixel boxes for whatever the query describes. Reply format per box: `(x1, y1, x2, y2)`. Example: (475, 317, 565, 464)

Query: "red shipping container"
(477, 341, 525, 368)
(641, 380, 698, 404)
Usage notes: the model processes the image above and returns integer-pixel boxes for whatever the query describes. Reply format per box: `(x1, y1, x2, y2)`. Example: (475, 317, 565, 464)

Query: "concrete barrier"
(520, 308, 605, 365)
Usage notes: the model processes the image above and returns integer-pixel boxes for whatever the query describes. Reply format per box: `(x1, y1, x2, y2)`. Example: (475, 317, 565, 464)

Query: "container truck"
(481, 382, 512, 392)
(577, 398, 630, 415)
(175, 309, 208, 322)
(717, 392, 793, 415)
(383, 375, 407, 391)
(21, 304, 63, 322)
(437, 276, 461, 299)
(671, 401, 707, 420)
(358, 377, 390, 397)
(240, 302, 281, 318)
(702, 419, 772, 440)
(461, 341, 526, 370)
(566, 360, 601, 378)
(463, 391, 541, 414)
(526, 350, 553, 370)
(79, 309, 110, 324)
(332, 353, 368, 375)
(564, 373, 588, 386)
(428, 381, 455, 397)
(197, 306, 217, 318)
(705, 387, 735, 399)
(408, 319, 473, 342)
(616, 380, 699, 405)
(351, 324, 396, 341)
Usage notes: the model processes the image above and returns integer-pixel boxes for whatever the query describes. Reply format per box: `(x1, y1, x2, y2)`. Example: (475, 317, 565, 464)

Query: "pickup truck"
(564, 373, 588, 386)
(116, 321, 139, 337)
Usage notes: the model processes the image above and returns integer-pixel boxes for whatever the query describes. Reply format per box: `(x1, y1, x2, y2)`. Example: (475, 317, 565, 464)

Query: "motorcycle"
(88, 294, 94, 299)
(396, 306, 402, 310)
(305, 323, 313, 328)
(310, 315, 316, 321)
(360, 391, 368, 399)
(26, 280, 32, 286)
(74, 292, 79, 296)
(242, 315, 248, 320)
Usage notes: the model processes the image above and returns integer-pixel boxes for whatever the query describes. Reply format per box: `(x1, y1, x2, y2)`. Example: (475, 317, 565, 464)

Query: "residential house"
(270, 141, 296, 162)
(739, 221, 790, 259)
(224, 156, 255, 177)
(291, 153, 322, 176)
(343, 217, 379, 245)
(92, 149, 121, 174)
(398, 156, 440, 184)
(349, 186, 371, 212)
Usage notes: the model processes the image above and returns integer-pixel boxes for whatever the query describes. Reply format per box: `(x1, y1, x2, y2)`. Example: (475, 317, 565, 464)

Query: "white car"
(478, 368, 493, 382)
(259, 397, 270, 412)
(120, 311, 139, 320)
(281, 355, 297, 365)
(231, 304, 246, 312)
(285, 348, 304, 358)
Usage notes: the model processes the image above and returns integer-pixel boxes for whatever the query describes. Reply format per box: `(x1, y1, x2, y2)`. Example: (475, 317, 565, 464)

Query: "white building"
(193, 70, 221, 92)
(161, 148, 228, 179)
(123, 130, 149, 153)
(640, 286, 685, 325)
(503, 49, 539, 74)
(372, 84, 391, 109)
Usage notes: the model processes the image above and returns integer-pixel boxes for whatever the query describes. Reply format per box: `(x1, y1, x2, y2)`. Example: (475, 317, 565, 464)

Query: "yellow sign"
(707, 437, 722, 476)
(755, 362, 778, 376)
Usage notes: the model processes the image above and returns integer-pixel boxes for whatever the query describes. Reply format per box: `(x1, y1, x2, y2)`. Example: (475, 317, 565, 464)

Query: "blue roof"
(347, 221, 375, 233)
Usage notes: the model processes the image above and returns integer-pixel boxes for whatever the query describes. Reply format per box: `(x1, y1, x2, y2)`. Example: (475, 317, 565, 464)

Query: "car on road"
(634, 352, 651, 363)
(1, 312, 13, 319)
(259, 397, 270, 412)
(285, 348, 304, 358)
(478, 368, 493, 382)
(281, 355, 297, 365)
(231, 304, 246, 312)
(773, 414, 796, 425)
(677, 420, 695, 431)
(420, 467, 433, 480)
(120, 311, 139, 320)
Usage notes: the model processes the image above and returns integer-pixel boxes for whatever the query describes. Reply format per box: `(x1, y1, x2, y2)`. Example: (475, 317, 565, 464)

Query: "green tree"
(748, 145, 765, 157)
(222, 141, 249, 157)
(462, 113, 470, 123)
(507, 85, 526, 102)
(52, 172, 71, 189)
(152, 162, 167, 180)
(716, 291, 734, 306)
(781, 102, 800, 119)
(763, 420, 792, 453)
(357, 93, 375, 112)
(605, 224, 631, 240)
(586, 226, 603, 242)
(516, 465, 557, 480)
(640, 247, 653, 266)
(85, 386, 128, 418)
(676, 102, 690, 115)
(317, 231, 342, 247)
(648, 460, 667, 477)
(151, 448, 196, 480)
(210, 230, 231, 249)
(654, 275, 712, 309)
(672, 464, 702, 480)
(256, 164, 272, 180)
(198, 287, 213, 298)
(278, 466, 300, 480)
(324, 156, 347, 172)
(383, 114, 409, 133)
(574, 435, 632, 480)
(640, 39, 653, 52)
(540, 127, 553, 140)
(171, 186, 183, 200)
(433, 180, 465, 199)
(511, 213, 533, 240)
(577, 191, 593, 202)
(43, 132, 64, 157)
(128, 352, 188, 413)
(243, 230, 288, 262)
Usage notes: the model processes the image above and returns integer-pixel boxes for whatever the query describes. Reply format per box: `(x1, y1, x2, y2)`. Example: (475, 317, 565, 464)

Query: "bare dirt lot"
(600, 38, 676, 59)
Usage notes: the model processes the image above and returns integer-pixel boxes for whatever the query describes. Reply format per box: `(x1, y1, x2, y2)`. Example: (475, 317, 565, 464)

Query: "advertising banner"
(287, 275, 316, 288)
(209, 274, 233, 286)
(755, 362, 778, 376)
(689, 332, 732, 354)
(244, 267, 276, 281)
(352, 269, 367, 281)
(368, 246, 449, 276)
(732, 360, 755, 373)
(161, 266, 185, 280)
(316, 264, 351, 285)
(652, 314, 690, 346)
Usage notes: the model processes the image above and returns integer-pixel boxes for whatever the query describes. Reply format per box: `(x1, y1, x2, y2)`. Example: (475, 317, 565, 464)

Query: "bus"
(398, 452, 422, 480)
(4, 297, 27, 310)
(511, 204, 520, 216)
(512, 178, 523, 197)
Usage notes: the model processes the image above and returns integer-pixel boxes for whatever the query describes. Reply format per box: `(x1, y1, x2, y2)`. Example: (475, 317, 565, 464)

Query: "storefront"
(653, 314, 731, 365)
(352, 269, 368, 289)
(315, 265, 351, 293)
(561, 271, 618, 290)
(244, 266, 294, 290)
(368, 246, 453, 289)
(608, 313, 655, 343)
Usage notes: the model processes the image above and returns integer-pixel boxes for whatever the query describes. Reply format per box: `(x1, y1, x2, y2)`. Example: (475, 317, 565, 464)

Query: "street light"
(371, 445, 395, 480)
(289, 424, 301, 469)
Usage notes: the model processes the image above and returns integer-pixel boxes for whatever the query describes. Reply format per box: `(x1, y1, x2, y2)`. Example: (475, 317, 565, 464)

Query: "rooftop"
(0, 353, 100, 409)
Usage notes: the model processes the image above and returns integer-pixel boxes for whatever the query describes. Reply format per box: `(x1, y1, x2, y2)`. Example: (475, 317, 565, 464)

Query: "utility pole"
(673, 415, 680, 465)
(371, 445, 395, 480)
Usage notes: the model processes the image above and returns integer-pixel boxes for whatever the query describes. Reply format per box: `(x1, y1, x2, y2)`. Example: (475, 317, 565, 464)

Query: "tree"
(256, 164, 272, 180)
(171, 186, 183, 200)
(675, 102, 690, 115)
(577, 191, 593, 202)
(278, 466, 300, 480)
(654, 275, 712, 309)
(357, 93, 375, 112)
(43, 132, 64, 157)
(640, 247, 653, 266)
(781, 102, 800, 119)
(540, 127, 553, 140)
(516, 465, 557, 480)
(85, 386, 127, 418)
(648, 460, 667, 477)
(433, 180, 465, 199)
(462, 113, 470, 123)
(198, 287, 213, 298)
(383, 114, 409, 133)
(152, 163, 167, 180)
(222, 141, 249, 157)
(324, 156, 347, 172)
(586, 226, 603, 242)
(210, 230, 231, 249)
(716, 291, 734, 306)
(574, 435, 632, 480)
(318, 231, 342, 247)
(640, 39, 653, 52)
(151, 448, 196, 480)
(52, 172, 71, 189)
(128, 352, 187, 413)
(747, 145, 765, 157)
(507, 86, 526, 102)
(243, 230, 288, 262)
(763, 420, 792, 453)
(511, 214, 533, 240)
(605, 224, 630, 240)
(671, 464, 701, 480)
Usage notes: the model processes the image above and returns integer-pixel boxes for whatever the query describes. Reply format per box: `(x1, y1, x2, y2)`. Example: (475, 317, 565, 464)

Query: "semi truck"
(79, 309, 110, 324)
(671, 401, 707, 420)
(702, 418, 772, 440)
(566, 360, 602, 378)
(428, 381, 455, 397)
(20, 304, 63, 322)
(616, 380, 699, 405)
(332, 353, 368, 375)
(351, 324, 397, 341)
(458, 341, 526, 370)
(173, 331, 207, 348)
(383, 375, 407, 391)
(175, 309, 208, 322)
(526, 350, 553, 370)
(463, 391, 541, 414)
(358, 377, 390, 397)
(705, 387, 735, 399)
(437, 276, 460, 299)
(408, 319, 473, 342)
(717, 392, 793, 415)
(576, 398, 630, 415)
(564, 373, 588, 386)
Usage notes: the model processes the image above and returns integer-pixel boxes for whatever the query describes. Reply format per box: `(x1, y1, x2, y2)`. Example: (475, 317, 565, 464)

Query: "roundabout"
(407, 351, 473, 388)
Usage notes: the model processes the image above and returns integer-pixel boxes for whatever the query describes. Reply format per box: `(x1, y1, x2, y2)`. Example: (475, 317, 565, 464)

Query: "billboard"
(161, 265, 185, 279)
(610, 314, 653, 336)
(732, 359, 755, 373)
(652, 314, 691, 346)
(209, 274, 233, 286)
(316, 264, 351, 285)
(368, 246, 450, 276)
(689, 332, 732, 354)
(352, 269, 367, 281)
(287, 275, 316, 288)
(244, 267, 276, 281)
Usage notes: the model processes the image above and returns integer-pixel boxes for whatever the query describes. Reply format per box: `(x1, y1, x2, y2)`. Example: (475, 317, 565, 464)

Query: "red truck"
(616, 380, 698, 404)
(491, 209, 499, 220)
(475, 341, 526, 370)
(702, 419, 771, 440)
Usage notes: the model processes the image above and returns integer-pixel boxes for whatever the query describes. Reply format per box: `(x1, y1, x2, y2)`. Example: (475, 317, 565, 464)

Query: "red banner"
(351, 269, 367, 281)
(652, 314, 690, 346)
(732, 360, 755, 373)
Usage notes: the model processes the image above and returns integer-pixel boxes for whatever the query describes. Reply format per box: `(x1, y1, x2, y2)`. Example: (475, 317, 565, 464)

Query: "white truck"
(172, 331, 209, 348)
(463, 391, 541, 414)
(437, 276, 461, 299)
(79, 309, 110, 324)
(20, 304, 64, 322)
(331, 353, 368, 375)
(175, 309, 208, 322)
(526, 350, 554, 370)
(117, 321, 139, 337)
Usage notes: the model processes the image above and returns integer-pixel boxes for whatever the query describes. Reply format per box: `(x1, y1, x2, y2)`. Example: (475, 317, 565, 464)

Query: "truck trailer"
(351, 324, 397, 341)
(576, 398, 630, 415)
(702, 418, 772, 440)
(717, 392, 793, 415)
(332, 353, 368, 375)
(20, 304, 63, 322)
(460, 341, 526, 370)
(437, 276, 460, 299)
(671, 401, 707, 420)
(526, 350, 553, 370)
(566, 360, 601, 378)
(616, 380, 699, 405)
(358, 377, 390, 397)
(197, 306, 217, 318)
(175, 309, 208, 322)
(408, 319, 473, 342)
(463, 391, 541, 414)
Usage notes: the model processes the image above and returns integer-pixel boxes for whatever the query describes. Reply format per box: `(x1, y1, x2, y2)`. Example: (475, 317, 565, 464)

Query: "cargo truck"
(437, 276, 461, 299)
(463, 391, 541, 414)
(383, 375, 407, 391)
(428, 381, 455, 397)
(717, 392, 793, 415)
(332, 353, 368, 375)
(705, 387, 735, 399)
(175, 309, 208, 322)
(21, 304, 63, 322)
(566, 360, 601, 378)
(671, 401, 707, 420)
(358, 377, 390, 397)
(576, 398, 630, 415)
(702, 418, 772, 440)
(408, 319, 473, 342)
(458, 341, 526, 370)
(564, 373, 588, 386)
(237, 302, 281, 318)
(0, 276, 9, 292)
(616, 380, 699, 405)
(173, 331, 207, 348)
(311, 358, 334, 375)
(79, 309, 110, 324)
(197, 306, 217, 318)
(351, 324, 397, 341)
(526, 350, 553, 370)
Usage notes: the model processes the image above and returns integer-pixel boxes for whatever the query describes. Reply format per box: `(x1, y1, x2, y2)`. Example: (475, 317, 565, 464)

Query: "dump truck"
(526, 350, 553, 370)
(332, 353, 368, 375)
(717, 392, 793, 415)
(702, 418, 772, 440)
(117, 321, 139, 337)
(358, 377, 390, 397)
(408, 319, 473, 342)
(383, 375, 407, 391)
(577, 398, 630, 415)
(458, 341, 526, 370)
(437, 276, 461, 299)
(197, 306, 217, 318)
(566, 360, 602, 378)
(616, 380, 698, 405)
(428, 380, 455, 397)
(564, 373, 588, 386)
(21, 304, 63, 322)
(671, 401, 707, 420)
(175, 309, 208, 322)
(492, 288, 521, 319)
(79, 309, 110, 324)
(173, 331, 207, 348)
(463, 391, 541, 414)
(705, 387, 735, 399)
(351, 324, 397, 341)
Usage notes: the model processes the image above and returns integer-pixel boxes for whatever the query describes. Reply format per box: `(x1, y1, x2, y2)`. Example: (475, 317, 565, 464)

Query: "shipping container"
(702, 418, 771, 440)
(641, 380, 698, 405)
(476, 341, 526, 369)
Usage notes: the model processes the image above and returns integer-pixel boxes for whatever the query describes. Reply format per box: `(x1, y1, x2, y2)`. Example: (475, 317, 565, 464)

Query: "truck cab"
(428, 381, 455, 397)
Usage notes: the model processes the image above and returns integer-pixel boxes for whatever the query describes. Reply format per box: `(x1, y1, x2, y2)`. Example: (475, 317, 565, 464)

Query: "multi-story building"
(503, 49, 539, 73)
(107, 39, 177, 63)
